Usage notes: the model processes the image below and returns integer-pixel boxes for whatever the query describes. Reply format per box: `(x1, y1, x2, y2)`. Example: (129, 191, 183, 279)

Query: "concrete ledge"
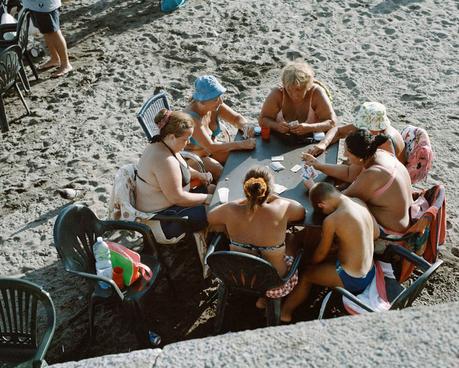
(50, 348, 161, 368)
(52, 302, 459, 367)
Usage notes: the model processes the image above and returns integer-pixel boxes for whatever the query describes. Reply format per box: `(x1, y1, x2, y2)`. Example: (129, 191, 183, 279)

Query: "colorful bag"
(107, 241, 152, 286)
(401, 125, 434, 184)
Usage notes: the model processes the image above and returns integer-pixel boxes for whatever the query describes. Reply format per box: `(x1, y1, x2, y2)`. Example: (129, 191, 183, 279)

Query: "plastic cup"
(261, 126, 271, 141)
(218, 187, 229, 203)
(113, 266, 124, 289)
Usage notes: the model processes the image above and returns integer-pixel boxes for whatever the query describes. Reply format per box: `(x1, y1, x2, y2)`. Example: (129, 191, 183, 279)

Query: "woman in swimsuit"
(207, 166, 305, 307)
(303, 129, 412, 233)
(259, 61, 337, 136)
(307, 101, 405, 163)
(184, 75, 256, 180)
(135, 109, 214, 238)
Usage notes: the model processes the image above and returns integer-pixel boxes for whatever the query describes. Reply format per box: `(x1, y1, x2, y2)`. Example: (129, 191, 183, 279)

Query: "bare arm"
(156, 156, 211, 206)
(191, 115, 255, 154)
(207, 203, 229, 227)
(342, 170, 376, 202)
(289, 86, 337, 135)
(258, 88, 290, 133)
(302, 153, 362, 183)
(307, 124, 357, 156)
(311, 217, 335, 264)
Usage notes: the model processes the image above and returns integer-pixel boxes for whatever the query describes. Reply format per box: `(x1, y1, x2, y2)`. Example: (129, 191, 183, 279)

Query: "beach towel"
(401, 125, 433, 184)
(342, 261, 393, 315)
(161, 0, 187, 13)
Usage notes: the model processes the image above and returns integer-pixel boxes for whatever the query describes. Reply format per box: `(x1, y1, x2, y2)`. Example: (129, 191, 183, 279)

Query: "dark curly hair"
(345, 128, 389, 160)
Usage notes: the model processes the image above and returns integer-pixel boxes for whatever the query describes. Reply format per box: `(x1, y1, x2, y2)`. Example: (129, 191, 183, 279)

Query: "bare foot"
(256, 297, 267, 309)
(38, 59, 60, 70)
(51, 64, 73, 78)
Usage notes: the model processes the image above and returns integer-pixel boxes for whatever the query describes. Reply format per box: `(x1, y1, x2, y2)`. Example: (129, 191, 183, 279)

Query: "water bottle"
(93, 237, 113, 289)
(148, 331, 162, 346)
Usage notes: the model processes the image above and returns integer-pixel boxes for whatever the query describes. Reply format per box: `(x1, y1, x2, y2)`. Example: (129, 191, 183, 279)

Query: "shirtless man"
(280, 182, 379, 323)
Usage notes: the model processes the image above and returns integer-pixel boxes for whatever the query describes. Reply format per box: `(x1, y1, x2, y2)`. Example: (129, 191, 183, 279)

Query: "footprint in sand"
(451, 247, 459, 258)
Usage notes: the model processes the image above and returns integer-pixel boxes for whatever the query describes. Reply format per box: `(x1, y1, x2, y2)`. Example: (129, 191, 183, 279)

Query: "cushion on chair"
(108, 164, 186, 245)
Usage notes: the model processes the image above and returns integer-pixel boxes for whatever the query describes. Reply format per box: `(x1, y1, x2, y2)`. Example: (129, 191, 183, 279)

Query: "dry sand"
(0, 0, 458, 363)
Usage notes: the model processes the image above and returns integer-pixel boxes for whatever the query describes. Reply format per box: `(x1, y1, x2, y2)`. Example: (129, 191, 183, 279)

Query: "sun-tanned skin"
(280, 184, 379, 323)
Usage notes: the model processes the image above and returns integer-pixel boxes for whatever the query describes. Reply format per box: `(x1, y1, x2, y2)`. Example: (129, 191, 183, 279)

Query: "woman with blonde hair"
(184, 75, 256, 180)
(208, 166, 305, 307)
(259, 61, 336, 137)
(135, 109, 214, 238)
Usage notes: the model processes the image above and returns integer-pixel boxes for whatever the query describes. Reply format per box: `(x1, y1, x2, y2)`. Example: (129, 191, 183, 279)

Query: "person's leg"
(50, 30, 72, 77)
(41, 32, 60, 68)
(280, 262, 343, 323)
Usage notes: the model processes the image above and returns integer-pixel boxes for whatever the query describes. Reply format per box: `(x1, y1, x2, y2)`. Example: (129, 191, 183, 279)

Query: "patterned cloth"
(401, 125, 433, 184)
(354, 101, 391, 131)
(265, 255, 298, 299)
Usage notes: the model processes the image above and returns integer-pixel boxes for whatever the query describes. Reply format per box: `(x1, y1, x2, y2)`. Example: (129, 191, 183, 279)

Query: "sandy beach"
(0, 0, 458, 364)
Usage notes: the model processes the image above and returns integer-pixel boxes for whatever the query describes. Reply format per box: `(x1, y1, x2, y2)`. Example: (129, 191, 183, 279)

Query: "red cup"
(113, 266, 124, 289)
(261, 126, 271, 141)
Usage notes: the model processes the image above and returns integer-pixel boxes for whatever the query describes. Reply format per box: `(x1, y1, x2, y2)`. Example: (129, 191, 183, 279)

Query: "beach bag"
(161, 0, 187, 12)
(401, 125, 433, 184)
(107, 241, 152, 286)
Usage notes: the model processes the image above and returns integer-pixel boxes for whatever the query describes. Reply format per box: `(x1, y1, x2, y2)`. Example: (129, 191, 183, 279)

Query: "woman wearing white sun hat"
(307, 102, 405, 163)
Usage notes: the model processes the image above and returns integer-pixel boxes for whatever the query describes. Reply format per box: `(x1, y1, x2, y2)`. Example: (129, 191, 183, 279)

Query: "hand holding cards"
(302, 165, 318, 180)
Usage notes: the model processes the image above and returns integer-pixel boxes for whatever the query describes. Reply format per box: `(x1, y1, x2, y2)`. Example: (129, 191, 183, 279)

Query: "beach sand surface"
(0, 0, 458, 363)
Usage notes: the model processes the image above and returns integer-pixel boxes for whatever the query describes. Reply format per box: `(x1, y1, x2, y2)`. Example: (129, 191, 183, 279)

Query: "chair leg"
(19, 59, 31, 93)
(0, 96, 8, 133)
(156, 247, 177, 297)
(214, 283, 228, 335)
(88, 295, 97, 340)
(14, 82, 30, 115)
(266, 298, 281, 327)
(25, 51, 39, 81)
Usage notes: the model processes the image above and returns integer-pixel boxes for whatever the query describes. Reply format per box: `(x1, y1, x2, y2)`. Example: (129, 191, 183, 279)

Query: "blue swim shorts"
(336, 260, 376, 294)
(30, 8, 60, 34)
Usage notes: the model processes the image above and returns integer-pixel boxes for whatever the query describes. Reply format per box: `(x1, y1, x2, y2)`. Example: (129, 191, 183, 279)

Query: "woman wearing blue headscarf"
(184, 75, 256, 180)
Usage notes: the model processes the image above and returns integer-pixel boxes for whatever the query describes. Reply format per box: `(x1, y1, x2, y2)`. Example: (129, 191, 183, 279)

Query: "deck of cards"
(270, 161, 285, 172)
(288, 120, 300, 128)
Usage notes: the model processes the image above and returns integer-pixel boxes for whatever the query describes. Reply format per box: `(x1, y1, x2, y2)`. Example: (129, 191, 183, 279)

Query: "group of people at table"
(134, 61, 414, 323)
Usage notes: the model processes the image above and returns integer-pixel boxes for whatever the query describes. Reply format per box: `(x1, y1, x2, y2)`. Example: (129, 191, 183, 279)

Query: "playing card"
(270, 162, 285, 172)
(302, 166, 318, 180)
(290, 164, 302, 172)
(273, 183, 287, 194)
(271, 155, 284, 161)
(289, 120, 300, 127)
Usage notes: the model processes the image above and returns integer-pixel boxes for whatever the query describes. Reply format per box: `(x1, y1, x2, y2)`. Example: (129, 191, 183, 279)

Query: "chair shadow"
(370, 0, 424, 14)
(61, 0, 167, 48)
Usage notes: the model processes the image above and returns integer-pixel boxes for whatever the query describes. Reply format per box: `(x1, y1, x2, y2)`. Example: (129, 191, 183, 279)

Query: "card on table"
(271, 155, 284, 161)
(273, 183, 287, 194)
(290, 164, 302, 172)
(269, 162, 285, 172)
(313, 132, 325, 141)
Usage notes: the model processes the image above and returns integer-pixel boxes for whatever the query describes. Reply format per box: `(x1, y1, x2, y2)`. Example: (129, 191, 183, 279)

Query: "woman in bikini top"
(207, 166, 305, 277)
(303, 129, 412, 233)
(134, 109, 214, 214)
(259, 61, 337, 137)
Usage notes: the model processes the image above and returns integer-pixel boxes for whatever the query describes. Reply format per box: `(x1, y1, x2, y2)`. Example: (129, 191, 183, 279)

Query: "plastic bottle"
(93, 237, 113, 289)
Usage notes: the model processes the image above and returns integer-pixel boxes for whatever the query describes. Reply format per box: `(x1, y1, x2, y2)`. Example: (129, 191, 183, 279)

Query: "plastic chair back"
(137, 91, 171, 141)
(53, 204, 105, 274)
(207, 251, 284, 293)
(0, 44, 21, 92)
(16, 8, 30, 55)
(0, 277, 56, 367)
(390, 259, 443, 309)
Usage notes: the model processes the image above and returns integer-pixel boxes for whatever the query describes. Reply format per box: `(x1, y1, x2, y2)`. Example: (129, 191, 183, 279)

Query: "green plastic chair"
(53, 204, 162, 346)
(0, 277, 56, 368)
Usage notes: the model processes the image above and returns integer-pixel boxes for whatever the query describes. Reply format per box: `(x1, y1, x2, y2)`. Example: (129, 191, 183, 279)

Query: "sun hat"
(354, 102, 391, 131)
(192, 75, 226, 102)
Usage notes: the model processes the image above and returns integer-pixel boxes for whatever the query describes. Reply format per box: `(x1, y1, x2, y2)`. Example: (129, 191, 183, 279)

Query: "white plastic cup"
(218, 187, 229, 203)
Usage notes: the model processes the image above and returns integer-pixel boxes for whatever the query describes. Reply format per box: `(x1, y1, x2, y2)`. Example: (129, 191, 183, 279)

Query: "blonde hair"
(152, 109, 194, 142)
(243, 167, 273, 211)
(282, 62, 315, 89)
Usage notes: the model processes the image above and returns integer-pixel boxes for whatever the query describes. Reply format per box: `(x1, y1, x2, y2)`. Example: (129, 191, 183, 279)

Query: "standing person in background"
(22, 0, 73, 78)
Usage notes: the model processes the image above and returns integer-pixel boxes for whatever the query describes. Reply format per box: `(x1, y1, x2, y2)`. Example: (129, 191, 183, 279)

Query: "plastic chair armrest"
(67, 269, 125, 300)
(181, 151, 206, 172)
(281, 249, 303, 283)
(32, 302, 56, 368)
(387, 244, 431, 271)
(102, 220, 159, 254)
(333, 287, 376, 313)
(148, 213, 190, 223)
(205, 233, 223, 264)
